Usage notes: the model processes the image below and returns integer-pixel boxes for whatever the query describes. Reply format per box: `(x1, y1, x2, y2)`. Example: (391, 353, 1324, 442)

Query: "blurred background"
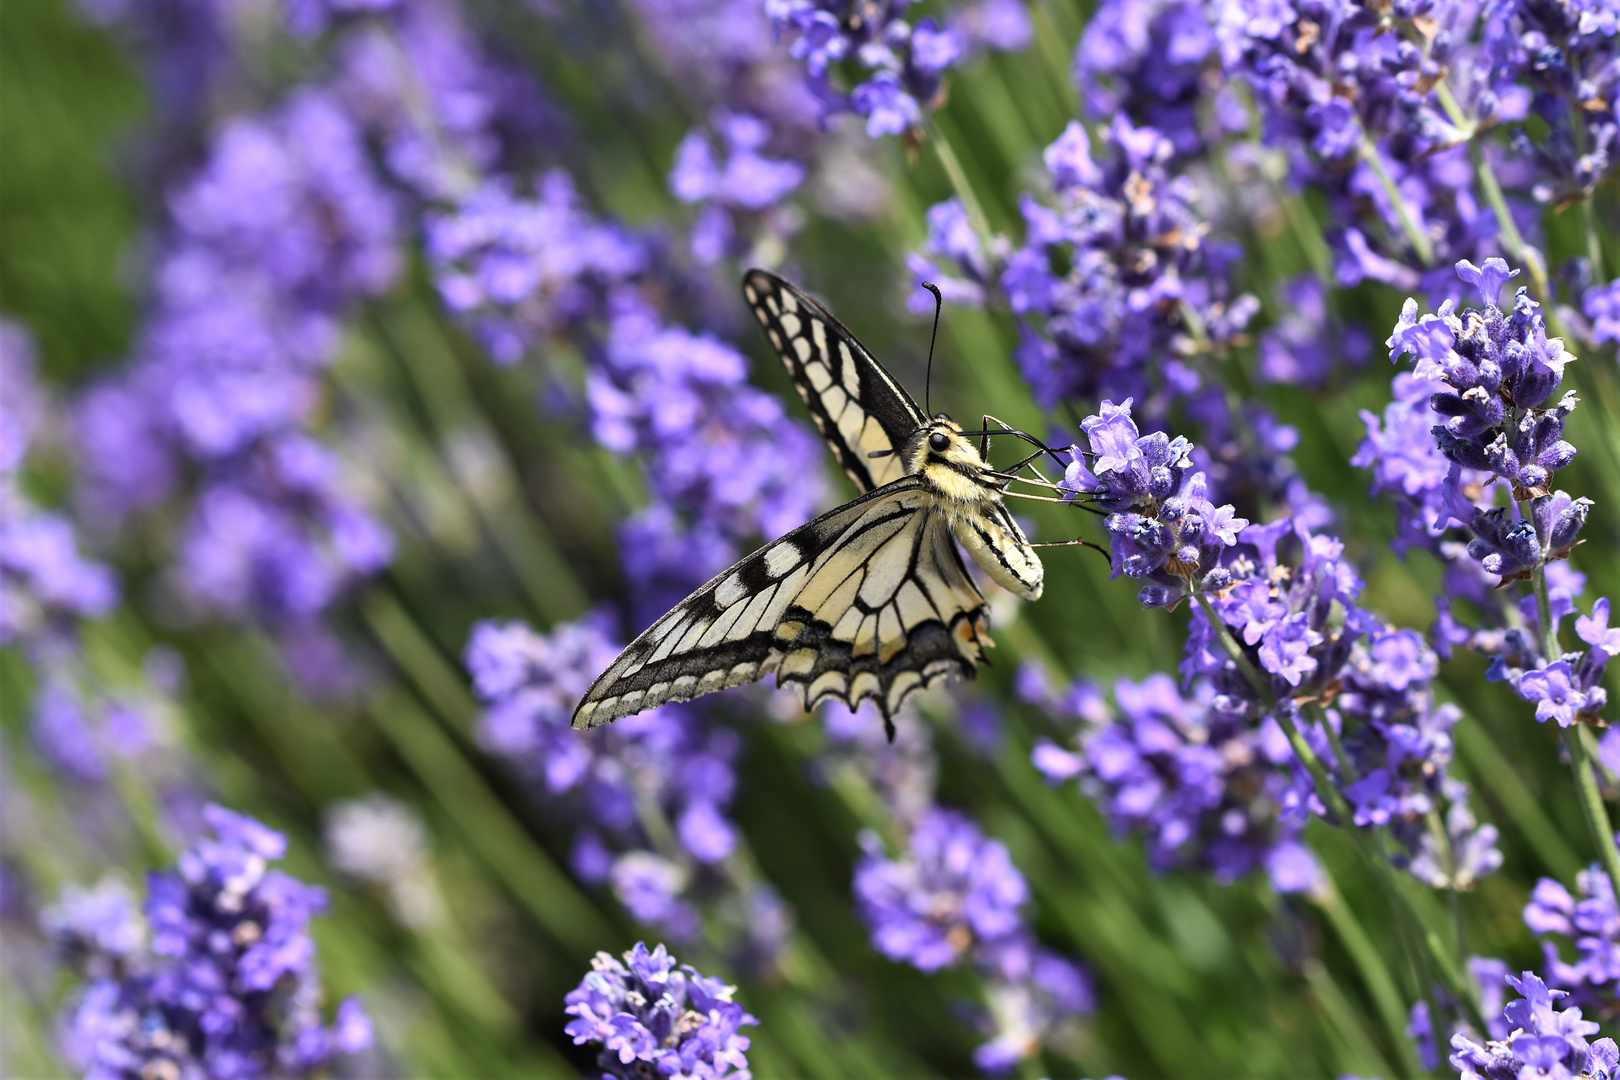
(3, 0, 1618, 1075)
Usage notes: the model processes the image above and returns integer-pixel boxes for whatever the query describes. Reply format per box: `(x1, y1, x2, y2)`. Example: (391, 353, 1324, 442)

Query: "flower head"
(53, 805, 370, 1078)
(564, 942, 757, 1079)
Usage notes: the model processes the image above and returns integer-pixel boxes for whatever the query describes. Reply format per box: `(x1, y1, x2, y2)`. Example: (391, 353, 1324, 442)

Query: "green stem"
(1310, 886, 1424, 1080)
(927, 118, 996, 246)
(1360, 138, 1434, 267)
(1452, 714, 1584, 880)
(1564, 727, 1620, 894)
(1521, 509, 1620, 889)
(1465, 141, 1573, 339)
(1583, 196, 1605, 283)
(1193, 593, 1488, 1033)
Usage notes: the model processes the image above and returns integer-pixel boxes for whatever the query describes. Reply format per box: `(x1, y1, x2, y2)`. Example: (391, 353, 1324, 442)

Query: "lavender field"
(3, 0, 1620, 1075)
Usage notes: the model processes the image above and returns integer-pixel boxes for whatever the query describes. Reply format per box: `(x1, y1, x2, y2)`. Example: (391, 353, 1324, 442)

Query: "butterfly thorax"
(904, 416, 1045, 602)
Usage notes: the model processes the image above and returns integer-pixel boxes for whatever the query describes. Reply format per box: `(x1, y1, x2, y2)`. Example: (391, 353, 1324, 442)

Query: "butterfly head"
(906, 414, 995, 501)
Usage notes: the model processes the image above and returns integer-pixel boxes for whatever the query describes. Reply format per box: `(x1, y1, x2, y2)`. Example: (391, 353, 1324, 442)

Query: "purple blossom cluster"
(49, 805, 371, 1078)
(1449, 970, 1616, 1080)
(1074, 0, 1217, 158)
(72, 90, 398, 685)
(853, 808, 1093, 1074)
(1029, 671, 1320, 893)
(906, 197, 1000, 310)
(1257, 276, 1372, 387)
(1060, 397, 1247, 609)
(464, 616, 792, 962)
(1368, 259, 1611, 729)
(1213, 0, 1521, 297)
(427, 171, 826, 623)
(325, 0, 554, 202)
(764, 0, 966, 136)
(1585, 278, 1620, 345)
(564, 942, 756, 1079)
(1, 324, 117, 646)
(1482, 0, 1620, 202)
(1058, 399, 1500, 888)
(1, 323, 207, 823)
(1387, 260, 1577, 507)
(1001, 117, 1255, 410)
(670, 110, 808, 267)
(1525, 863, 1620, 1016)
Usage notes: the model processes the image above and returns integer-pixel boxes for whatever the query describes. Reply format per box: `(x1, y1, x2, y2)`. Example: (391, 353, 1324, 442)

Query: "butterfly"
(572, 269, 1052, 739)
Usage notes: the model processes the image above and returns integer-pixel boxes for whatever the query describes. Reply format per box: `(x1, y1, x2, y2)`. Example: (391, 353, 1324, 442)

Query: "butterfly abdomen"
(949, 501, 1044, 602)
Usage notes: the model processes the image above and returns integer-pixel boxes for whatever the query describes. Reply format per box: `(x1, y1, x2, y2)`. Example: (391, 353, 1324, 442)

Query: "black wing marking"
(742, 269, 927, 493)
(571, 478, 989, 729)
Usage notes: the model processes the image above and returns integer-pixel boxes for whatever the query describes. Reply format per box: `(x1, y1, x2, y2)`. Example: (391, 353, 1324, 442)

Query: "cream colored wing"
(742, 269, 926, 493)
(572, 478, 990, 731)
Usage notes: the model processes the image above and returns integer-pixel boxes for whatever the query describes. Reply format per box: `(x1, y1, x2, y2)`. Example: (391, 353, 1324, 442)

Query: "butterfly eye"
(929, 432, 950, 453)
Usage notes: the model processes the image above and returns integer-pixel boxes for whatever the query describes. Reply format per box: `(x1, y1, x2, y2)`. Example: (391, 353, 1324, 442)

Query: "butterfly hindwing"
(742, 269, 926, 493)
(571, 479, 990, 729)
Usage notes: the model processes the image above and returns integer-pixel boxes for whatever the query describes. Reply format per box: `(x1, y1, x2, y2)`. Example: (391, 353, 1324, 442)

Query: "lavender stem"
(1359, 138, 1434, 267)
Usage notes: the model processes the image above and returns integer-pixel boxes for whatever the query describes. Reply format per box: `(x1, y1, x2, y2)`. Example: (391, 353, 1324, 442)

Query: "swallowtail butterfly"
(572, 270, 1045, 737)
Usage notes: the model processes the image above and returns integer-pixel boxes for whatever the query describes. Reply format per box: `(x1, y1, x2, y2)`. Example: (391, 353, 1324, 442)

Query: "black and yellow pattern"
(572, 271, 1043, 732)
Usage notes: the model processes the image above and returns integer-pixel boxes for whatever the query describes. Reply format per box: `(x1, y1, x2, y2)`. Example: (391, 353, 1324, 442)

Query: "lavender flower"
(670, 111, 807, 266)
(1215, 0, 1521, 295)
(1069, 402, 1502, 888)
(43, 878, 145, 979)
(906, 198, 1000, 309)
(427, 171, 824, 621)
(1483, 0, 1620, 202)
(1036, 672, 1319, 892)
(1060, 398, 1246, 609)
(853, 809, 1093, 1073)
(1075, 0, 1215, 157)
(1002, 117, 1254, 410)
(1449, 970, 1614, 1080)
(563, 942, 757, 1079)
(1257, 276, 1371, 387)
(765, 0, 967, 135)
(52, 804, 371, 1078)
(69, 89, 399, 693)
(855, 809, 1028, 972)
(1585, 279, 1620, 345)
(1380, 259, 1608, 727)
(1524, 864, 1620, 1015)
(1, 325, 117, 644)
(331, 0, 554, 201)
(1388, 259, 1577, 505)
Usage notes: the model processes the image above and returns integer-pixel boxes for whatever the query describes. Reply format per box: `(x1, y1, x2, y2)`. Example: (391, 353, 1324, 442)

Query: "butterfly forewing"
(571, 478, 990, 729)
(742, 269, 926, 493)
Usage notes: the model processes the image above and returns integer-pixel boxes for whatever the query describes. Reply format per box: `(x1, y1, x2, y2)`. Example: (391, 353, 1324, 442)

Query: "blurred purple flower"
(1043, 672, 1317, 892)
(855, 809, 1028, 972)
(670, 111, 806, 266)
(766, 0, 996, 135)
(1586, 279, 1620, 345)
(1075, 0, 1213, 157)
(53, 805, 370, 1078)
(1257, 277, 1370, 387)
(1524, 864, 1620, 1015)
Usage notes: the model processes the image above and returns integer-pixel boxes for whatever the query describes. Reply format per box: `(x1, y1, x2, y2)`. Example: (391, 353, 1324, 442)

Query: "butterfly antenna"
(920, 281, 943, 418)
